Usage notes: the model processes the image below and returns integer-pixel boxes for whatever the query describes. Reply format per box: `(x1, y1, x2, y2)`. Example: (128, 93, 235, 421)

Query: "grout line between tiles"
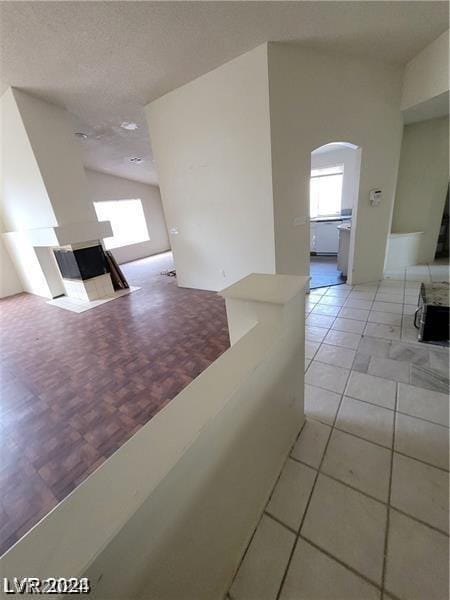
(387, 506, 450, 538)
(275, 366, 352, 600)
(330, 423, 449, 473)
(225, 419, 307, 597)
(303, 378, 347, 396)
(380, 380, 398, 597)
(338, 392, 396, 412)
(392, 448, 449, 473)
(310, 357, 354, 372)
(230, 276, 448, 599)
(264, 511, 297, 536)
(310, 349, 449, 397)
(265, 502, 448, 600)
(267, 420, 308, 508)
(305, 391, 450, 465)
(395, 408, 450, 429)
(289, 449, 450, 537)
(297, 534, 384, 593)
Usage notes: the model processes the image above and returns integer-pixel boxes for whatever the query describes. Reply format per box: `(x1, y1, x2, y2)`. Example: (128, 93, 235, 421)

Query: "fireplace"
(53, 242, 115, 301)
(54, 244, 108, 280)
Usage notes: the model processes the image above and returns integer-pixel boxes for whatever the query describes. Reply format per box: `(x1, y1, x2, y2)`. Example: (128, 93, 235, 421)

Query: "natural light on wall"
(94, 199, 150, 249)
(310, 166, 344, 218)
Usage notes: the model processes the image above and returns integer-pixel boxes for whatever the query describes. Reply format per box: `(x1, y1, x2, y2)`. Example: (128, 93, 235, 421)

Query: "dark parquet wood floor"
(0, 252, 230, 555)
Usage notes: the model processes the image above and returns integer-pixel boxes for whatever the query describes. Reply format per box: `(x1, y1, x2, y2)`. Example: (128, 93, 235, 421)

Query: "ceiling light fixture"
(121, 121, 139, 131)
(74, 132, 88, 139)
(129, 157, 143, 164)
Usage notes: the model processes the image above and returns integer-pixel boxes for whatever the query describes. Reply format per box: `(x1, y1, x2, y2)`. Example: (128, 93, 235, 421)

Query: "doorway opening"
(309, 142, 361, 289)
(434, 185, 449, 261)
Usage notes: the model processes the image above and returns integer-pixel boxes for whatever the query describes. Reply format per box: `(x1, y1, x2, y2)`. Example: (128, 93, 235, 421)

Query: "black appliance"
(414, 282, 449, 345)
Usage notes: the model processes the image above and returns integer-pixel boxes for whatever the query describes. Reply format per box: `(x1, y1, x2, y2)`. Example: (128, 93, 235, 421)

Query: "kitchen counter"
(310, 217, 352, 254)
(337, 223, 351, 276)
(337, 222, 351, 231)
(311, 216, 352, 223)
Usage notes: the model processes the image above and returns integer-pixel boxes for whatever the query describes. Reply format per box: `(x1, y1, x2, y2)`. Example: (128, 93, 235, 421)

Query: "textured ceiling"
(1, 1, 447, 185)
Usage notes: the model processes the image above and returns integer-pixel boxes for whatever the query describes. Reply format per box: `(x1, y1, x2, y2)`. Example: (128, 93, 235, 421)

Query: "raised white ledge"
(220, 273, 309, 305)
(1, 273, 306, 600)
(389, 231, 424, 238)
(385, 231, 425, 270)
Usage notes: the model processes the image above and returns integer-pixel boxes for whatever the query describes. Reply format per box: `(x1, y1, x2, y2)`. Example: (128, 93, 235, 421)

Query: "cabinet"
(312, 220, 341, 253)
(310, 222, 316, 252)
(337, 224, 351, 276)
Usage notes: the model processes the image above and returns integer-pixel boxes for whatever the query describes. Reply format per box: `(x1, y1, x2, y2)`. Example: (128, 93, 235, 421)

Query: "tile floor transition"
(310, 255, 346, 289)
(228, 265, 449, 600)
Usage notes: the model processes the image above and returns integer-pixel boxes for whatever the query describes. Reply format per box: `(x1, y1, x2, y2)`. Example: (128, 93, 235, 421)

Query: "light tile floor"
(228, 268, 449, 600)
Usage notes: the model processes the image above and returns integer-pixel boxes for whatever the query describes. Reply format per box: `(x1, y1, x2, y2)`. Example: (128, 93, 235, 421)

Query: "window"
(310, 165, 344, 219)
(94, 199, 150, 250)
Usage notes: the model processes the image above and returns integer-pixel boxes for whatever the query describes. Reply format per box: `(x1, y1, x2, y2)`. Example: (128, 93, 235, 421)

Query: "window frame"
(93, 198, 150, 250)
(309, 165, 344, 219)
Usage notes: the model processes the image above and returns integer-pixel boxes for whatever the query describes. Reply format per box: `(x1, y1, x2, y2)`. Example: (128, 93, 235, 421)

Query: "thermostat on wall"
(369, 189, 382, 206)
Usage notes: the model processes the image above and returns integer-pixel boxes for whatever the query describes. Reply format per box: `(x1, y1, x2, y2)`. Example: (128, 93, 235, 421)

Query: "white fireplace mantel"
(26, 220, 113, 247)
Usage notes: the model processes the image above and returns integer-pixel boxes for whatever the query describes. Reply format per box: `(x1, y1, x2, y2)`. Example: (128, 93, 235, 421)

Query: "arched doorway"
(309, 142, 361, 288)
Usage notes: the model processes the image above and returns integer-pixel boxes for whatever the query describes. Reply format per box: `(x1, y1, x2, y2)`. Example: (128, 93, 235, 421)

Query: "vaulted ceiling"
(1, 1, 447, 185)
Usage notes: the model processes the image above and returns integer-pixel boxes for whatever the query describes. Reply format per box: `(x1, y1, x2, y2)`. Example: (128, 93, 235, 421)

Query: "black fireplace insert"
(54, 245, 108, 280)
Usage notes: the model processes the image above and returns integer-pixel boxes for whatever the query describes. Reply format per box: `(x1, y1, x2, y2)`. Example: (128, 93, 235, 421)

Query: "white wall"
(0, 89, 110, 298)
(34, 246, 65, 298)
(268, 43, 403, 284)
(2, 232, 52, 298)
(146, 44, 275, 291)
(0, 236, 23, 298)
(146, 43, 403, 287)
(391, 116, 449, 263)
(0, 88, 57, 232)
(85, 170, 170, 264)
(12, 89, 96, 226)
(311, 146, 360, 211)
(385, 232, 423, 271)
(401, 30, 449, 111)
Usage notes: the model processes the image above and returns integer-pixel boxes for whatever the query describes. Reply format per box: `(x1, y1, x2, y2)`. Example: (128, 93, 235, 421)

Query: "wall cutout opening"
(94, 199, 150, 250)
(309, 142, 361, 289)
